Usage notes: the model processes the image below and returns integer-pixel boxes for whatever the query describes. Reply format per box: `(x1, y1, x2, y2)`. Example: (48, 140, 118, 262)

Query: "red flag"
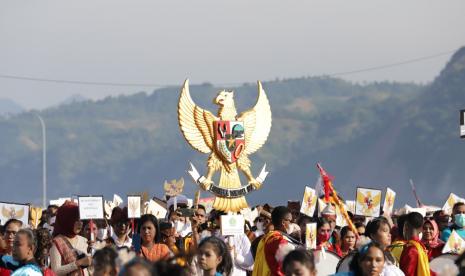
(317, 163, 334, 203)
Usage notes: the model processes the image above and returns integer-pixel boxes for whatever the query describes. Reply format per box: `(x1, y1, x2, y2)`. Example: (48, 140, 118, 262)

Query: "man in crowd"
(108, 207, 132, 248)
(441, 202, 465, 242)
(400, 212, 434, 276)
(253, 206, 300, 276)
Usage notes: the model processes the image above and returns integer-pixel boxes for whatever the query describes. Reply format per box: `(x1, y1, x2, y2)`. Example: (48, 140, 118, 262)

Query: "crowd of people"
(1, 195, 465, 276)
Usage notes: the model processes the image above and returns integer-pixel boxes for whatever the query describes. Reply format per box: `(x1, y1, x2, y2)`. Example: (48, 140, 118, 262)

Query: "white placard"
(442, 193, 465, 214)
(300, 186, 317, 217)
(355, 187, 382, 217)
(221, 214, 245, 236)
(49, 198, 71, 207)
(78, 196, 104, 220)
(0, 202, 30, 226)
(383, 188, 396, 214)
(144, 200, 167, 219)
(460, 109, 465, 138)
(345, 200, 356, 214)
(127, 196, 141, 219)
(443, 229, 465, 254)
(113, 194, 123, 207)
(305, 223, 317, 249)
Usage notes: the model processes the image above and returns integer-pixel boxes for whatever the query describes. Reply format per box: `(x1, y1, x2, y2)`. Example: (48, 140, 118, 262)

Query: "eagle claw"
(200, 179, 213, 191)
(249, 180, 262, 190)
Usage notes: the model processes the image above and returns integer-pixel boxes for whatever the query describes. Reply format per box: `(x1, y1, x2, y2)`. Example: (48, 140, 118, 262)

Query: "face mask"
(174, 221, 185, 233)
(256, 222, 264, 231)
(318, 232, 330, 242)
(97, 228, 108, 240)
(455, 214, 465, 228)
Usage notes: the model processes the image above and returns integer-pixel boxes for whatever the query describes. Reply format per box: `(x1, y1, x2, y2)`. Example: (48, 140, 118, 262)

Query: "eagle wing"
(2, 206, 11, 218)
(236, 81, 272, 155)
(178, 79, 218, 154)
(16, 208, 25, 219)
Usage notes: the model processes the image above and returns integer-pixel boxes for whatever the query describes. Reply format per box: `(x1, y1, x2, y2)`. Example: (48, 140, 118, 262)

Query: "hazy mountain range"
(1, 47, 464, 208)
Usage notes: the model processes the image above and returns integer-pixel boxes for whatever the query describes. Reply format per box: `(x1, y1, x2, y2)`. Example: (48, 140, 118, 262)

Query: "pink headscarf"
(422, 219, 444, 248)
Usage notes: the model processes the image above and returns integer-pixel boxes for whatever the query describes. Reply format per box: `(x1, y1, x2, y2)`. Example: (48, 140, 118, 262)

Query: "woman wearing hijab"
(50, 201, 92, 276)
(422, 218, 445, 261)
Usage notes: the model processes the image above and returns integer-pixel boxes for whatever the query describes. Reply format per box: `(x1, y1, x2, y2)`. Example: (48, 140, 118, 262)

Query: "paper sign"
(127, 196, 141, 219)
(300, 187, 317, 217)
(240, 208, 259, 226)
(346, 200, 356, 214)
(144, 200, 167, 219)
(49, 198, 71, 207)
(221, 214, 245, 236)
(164, 178, 184, 197)
(113, 194, 123, 207)
(78, 196, 104, 220)
(0, 202, 30, 226)
(405, 206, 427, 218)
(198, 197, 215, 213)
(442, 193, 465, 214)
(104, 201, 114, 219)
(30, 206, 43, 229)
(317, 198, 327, 217)
(305, 223, 317, 249)
(442, 230, 465, 254)
(335, 204, 348, 227)
(355, 187, 382, 217)
(460, 109, 465, 138)
(383, 188, 396, 214)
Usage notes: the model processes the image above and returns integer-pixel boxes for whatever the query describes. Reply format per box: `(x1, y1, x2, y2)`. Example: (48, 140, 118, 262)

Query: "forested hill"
(1, 47, 464, 207)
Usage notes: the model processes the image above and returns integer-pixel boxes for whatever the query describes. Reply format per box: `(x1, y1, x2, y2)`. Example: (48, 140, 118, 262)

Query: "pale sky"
(1, 0, 464, 109)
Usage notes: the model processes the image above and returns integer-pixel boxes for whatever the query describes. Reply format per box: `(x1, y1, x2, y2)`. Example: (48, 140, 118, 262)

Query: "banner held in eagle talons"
(177, 79, 272, 212)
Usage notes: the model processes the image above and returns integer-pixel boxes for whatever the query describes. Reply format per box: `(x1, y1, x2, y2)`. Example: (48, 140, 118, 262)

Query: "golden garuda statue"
(178, 79, 272, 212)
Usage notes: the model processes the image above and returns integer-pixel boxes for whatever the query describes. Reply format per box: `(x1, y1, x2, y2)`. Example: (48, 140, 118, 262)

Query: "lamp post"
(35, 114, 46, 208)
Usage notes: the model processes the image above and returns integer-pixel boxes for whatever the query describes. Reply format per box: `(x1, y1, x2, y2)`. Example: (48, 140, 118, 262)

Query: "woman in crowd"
(316, 217, 341, 256)
(334, 242, 389, 276)
(364, 217, 404, 276)
(339, 226, 357, 257)
(196, 236, 233, 276)
(138, 214, 170, 262)
(422, 218, 445, 261)
(50, 201, 92, 276)
(282, 249, 316, 276)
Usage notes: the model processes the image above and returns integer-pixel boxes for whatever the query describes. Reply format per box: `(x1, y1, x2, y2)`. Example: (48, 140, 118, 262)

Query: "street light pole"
(35, 114, 47, 208)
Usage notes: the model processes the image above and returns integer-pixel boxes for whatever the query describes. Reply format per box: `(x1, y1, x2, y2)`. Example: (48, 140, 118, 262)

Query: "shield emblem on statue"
(214, 121, 245, 163)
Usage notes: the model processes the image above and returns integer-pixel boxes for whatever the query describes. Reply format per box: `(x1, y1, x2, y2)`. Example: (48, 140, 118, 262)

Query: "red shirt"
(426, 243, 445, 261)
(399, 237, 436, 276)
(0, 268, 11, 276)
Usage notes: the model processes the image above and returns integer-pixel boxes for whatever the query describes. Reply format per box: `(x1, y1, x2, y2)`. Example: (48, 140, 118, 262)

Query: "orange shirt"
(140, 243, 170, 262)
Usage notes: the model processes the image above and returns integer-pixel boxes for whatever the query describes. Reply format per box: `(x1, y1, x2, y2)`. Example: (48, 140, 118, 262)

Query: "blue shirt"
(441, 226, 465, 242)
